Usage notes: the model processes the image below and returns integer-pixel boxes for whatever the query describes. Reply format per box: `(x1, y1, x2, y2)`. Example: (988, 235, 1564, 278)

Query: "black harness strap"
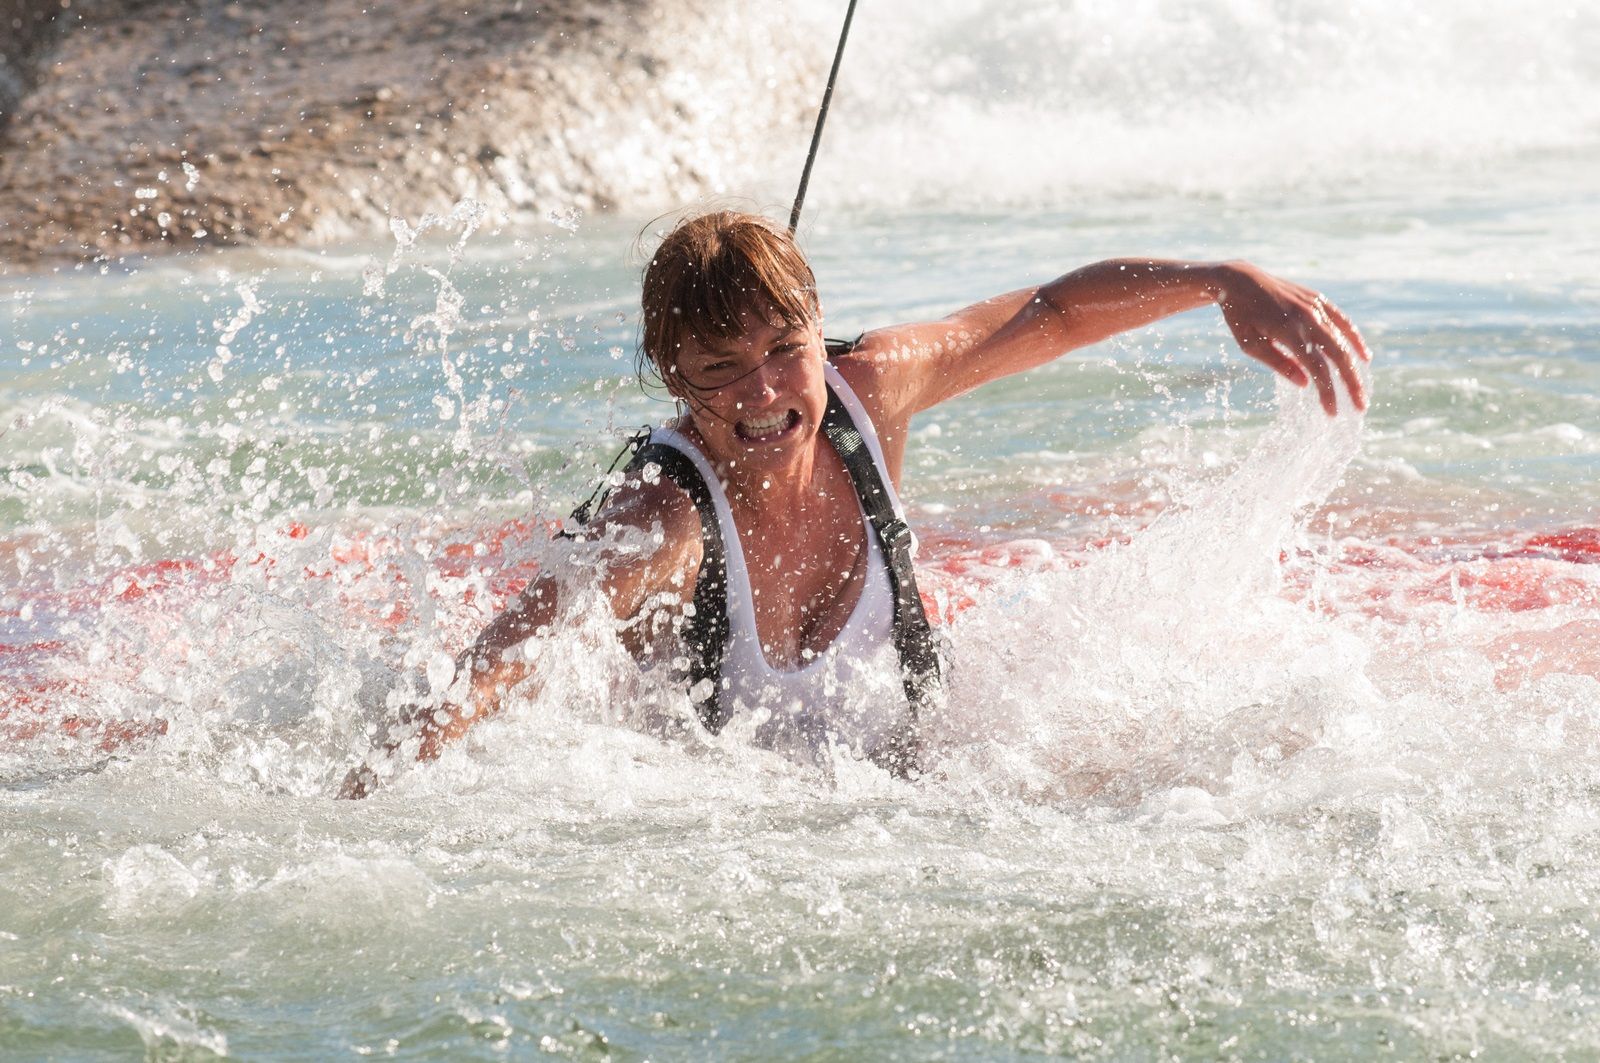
(621, 443, 733, 733)
(559, 436, 731, 732)
(818, 389, 942, 776)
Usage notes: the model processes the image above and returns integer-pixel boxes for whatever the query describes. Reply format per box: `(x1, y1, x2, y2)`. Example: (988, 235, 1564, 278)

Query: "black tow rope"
(789, 0, 861, 234)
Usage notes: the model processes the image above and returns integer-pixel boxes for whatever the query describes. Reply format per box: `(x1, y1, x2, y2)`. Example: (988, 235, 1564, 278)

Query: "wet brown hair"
(638, 211, 820, 392)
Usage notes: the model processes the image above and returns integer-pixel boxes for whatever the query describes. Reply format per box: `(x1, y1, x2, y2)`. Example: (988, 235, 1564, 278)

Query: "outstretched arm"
(335, 573, 565, 799)
(414, 571, 566, 762)
(843, 258, 1371, 438)
(337, 476, 702, 798)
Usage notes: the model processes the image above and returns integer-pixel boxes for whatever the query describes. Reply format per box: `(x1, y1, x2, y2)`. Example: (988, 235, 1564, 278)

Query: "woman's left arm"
(849, 259, 1372, 427)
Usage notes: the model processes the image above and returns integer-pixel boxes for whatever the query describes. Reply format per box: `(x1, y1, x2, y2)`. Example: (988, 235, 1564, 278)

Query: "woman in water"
(339, 210, 1370, 798)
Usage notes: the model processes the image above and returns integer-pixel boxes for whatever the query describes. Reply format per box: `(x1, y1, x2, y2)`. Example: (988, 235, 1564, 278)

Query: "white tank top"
(648, 364, 912, 762)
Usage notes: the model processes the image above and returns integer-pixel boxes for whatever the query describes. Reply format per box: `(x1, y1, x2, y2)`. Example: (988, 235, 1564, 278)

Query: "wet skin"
(338, 257, 1370, 797)
(668, 313, 882, 671)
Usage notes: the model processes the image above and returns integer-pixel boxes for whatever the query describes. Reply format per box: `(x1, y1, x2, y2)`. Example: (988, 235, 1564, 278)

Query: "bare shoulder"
(589, 460, 703, 558)
(825, 339, 925, 482)
(828, 337, 918, 438)
(583, 459, 705, 620)
(836, 304, 1002, 411)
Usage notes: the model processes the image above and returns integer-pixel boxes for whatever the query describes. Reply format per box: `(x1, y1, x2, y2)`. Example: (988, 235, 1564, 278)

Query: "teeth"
(740, 410, 792, 435)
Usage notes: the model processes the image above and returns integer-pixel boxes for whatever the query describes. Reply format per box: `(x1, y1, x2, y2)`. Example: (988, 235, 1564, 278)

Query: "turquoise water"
(4, 2, 1600, 1058)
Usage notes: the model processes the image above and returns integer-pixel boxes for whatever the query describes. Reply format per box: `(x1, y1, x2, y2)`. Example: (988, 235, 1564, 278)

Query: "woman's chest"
(739, 492, 873, 669)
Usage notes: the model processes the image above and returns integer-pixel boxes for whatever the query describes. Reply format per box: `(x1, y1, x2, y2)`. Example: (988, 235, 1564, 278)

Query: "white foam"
(101, 999, 229, 1057)
(103, 844, 211, 916)
(787, 0, 1600, 206)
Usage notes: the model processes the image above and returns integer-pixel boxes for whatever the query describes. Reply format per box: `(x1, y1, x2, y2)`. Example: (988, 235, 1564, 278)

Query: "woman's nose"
(739, 360, 779, 405)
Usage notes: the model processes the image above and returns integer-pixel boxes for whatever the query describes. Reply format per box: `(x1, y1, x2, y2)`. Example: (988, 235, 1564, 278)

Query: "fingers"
(1284, 339, 1340, 416)
(1326, 335, 1368, 413)
(1271, 293, 1368, 416)
(1234, 328, 1309, 388)
(1219, 269, 1372, 416)
(337, 764, 376, 800)
(1319, 298, 1372, 363)
(1296, 327, 1366, 415)
(1302, 295, 1368, 414)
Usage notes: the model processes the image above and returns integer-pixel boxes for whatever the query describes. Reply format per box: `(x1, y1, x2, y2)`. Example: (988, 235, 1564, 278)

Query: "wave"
(792, 0, 1600, 206)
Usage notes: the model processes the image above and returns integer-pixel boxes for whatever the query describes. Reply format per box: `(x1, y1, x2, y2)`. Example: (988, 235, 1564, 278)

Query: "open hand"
(1215, 261, 1372, 416)
(336, 763, 378, 800)
(334, 699, 463, 800)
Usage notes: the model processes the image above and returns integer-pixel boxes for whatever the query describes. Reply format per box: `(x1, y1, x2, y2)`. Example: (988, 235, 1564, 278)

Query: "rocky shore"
(0, 0, 822, 265)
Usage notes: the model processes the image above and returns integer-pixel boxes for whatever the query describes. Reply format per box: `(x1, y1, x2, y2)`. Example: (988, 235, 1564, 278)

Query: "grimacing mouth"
(733, 407, 802, 443)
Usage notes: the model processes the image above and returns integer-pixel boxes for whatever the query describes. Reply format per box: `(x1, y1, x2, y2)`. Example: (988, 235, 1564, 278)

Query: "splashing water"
(2, 0, 1599, 1054)
(4, 198, 1597, 1054)
(800, 0, 1600, 209)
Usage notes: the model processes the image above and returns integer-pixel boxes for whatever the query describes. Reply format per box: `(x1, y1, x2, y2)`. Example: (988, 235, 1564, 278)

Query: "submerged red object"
(4, 516, 1598, 757)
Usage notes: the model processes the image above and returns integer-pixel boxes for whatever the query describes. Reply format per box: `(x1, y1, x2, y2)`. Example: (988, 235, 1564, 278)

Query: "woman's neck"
(678, 417, 829, 524)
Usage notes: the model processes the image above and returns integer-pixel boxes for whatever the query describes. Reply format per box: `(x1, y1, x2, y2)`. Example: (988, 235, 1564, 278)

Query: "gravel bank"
(0, 0, 821, 264)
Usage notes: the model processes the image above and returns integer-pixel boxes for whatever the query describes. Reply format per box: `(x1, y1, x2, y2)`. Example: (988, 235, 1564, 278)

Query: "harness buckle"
(881, 517, 912, 554)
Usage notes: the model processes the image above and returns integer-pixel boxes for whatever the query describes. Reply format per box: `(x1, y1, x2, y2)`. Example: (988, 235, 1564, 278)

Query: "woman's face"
(667, 304, 828, 473)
